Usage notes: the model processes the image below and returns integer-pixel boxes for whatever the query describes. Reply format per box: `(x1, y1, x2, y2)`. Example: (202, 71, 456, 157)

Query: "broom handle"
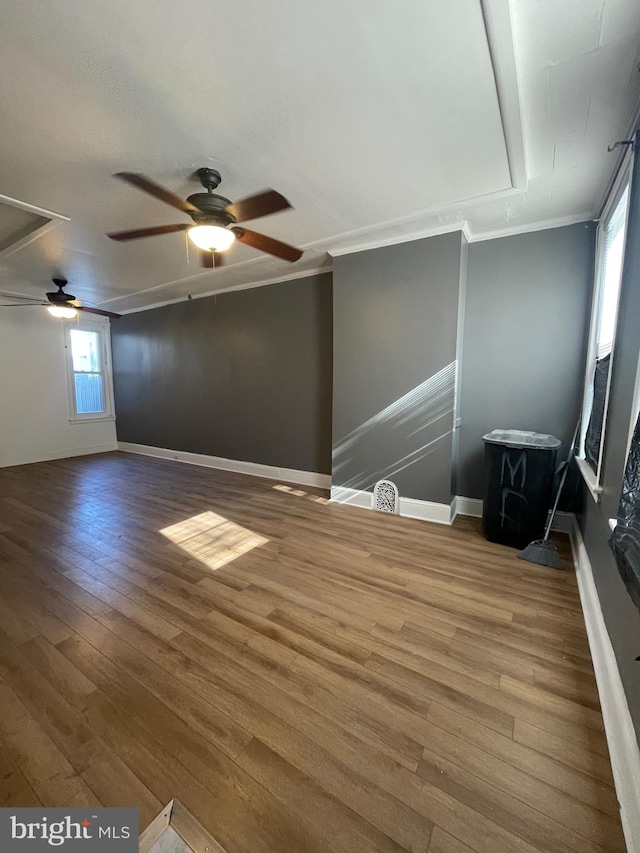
(543, 420, 580, 541)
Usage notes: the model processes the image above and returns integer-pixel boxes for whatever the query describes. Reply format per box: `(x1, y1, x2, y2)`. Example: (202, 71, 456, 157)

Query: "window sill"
(69, 415, 116, 424)
(575, 455, 603, 503)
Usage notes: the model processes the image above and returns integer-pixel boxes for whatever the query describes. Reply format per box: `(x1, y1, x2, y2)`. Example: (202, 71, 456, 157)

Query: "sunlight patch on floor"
(273, 483, 329, 504)
(159, 511, 267, 570)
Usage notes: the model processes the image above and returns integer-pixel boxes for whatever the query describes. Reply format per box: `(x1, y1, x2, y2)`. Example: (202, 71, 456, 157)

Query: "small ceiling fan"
(0, 278, 121, 319)
(107, 168, 304, 268)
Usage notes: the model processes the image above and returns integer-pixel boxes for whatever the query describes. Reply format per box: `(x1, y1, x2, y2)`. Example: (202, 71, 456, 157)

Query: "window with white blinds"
(578, 160, 632, 498)
(64, 319, 115, 422)
(594, 184, 629, 359)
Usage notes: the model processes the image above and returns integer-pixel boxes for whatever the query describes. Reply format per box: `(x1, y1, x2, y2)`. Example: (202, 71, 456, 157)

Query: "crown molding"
(116, 264, 332, 314)
(328, 221, 469, 259)
(466, 212, 595, 243)
(115, 212, 599, 315)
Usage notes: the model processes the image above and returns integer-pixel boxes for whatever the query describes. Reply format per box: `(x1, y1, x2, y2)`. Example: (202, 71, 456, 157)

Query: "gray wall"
(332, 232, 463, 503)
(458, 223, 596, 499)
(111, 273, 333, 474)
(578, 150, 640, 741)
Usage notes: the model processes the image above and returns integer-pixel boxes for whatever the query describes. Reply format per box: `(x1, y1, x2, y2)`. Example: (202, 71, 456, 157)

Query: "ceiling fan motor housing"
(186, 193, 236, 227)
(47, 278, 76, 303)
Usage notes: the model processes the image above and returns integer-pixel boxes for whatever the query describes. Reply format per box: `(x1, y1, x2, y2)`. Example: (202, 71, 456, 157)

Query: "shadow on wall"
(332, 361, 457, 492)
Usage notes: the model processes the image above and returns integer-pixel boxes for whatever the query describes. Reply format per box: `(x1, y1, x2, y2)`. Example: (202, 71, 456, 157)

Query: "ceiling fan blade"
(77, 306, 122, 319)
(232, 228, 303, 262)
(200, 251, 214, 269)
(0, 302, 47, 307)
(107, 223, 190, 241)
(114, 172, 199, 214)
(226, 190, 291, 223)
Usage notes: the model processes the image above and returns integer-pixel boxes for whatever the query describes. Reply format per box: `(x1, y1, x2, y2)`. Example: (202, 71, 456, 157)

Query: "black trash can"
(482, 429, 560, 549)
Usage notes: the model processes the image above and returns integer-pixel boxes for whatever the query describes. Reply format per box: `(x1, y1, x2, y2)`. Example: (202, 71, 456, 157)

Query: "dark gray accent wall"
(332, 232, 463, 503)
(578, 151, 640, 741)
(458, 223, 596, 499)
(111, 273, 333, 474)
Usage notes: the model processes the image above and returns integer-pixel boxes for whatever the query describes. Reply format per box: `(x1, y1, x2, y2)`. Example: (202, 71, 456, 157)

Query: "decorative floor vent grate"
(372, 480, 399, 514)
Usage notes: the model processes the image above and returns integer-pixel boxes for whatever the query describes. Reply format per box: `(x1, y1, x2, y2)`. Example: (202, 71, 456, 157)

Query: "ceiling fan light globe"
(188, 224, 235, 252)
(47, 305, 78, 319)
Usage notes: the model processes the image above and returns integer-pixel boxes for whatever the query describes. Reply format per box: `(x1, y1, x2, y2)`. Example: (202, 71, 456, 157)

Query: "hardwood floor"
(0, 451, 625, 853)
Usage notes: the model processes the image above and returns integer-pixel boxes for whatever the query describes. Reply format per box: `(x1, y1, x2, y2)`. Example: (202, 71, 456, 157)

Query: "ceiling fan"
(0, 278, 121, 319)
(107, 168, 304, 268)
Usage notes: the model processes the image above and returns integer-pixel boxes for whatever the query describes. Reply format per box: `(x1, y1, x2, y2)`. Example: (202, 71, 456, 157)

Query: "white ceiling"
(0, 0, 638, 312)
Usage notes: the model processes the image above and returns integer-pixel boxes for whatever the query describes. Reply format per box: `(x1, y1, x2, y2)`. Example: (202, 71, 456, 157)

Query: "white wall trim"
(453, 496, 576, 534)
(453, 496, 483, 518)
(0, 442, 117, 469)
(567, 517, 640, 853)
(575, 455, 604, 503)
(453, 497, 640, 849)
(548, 510, 575, 534)
(117, 442, 331, 488)
(114, 265, 332, 315)
(106, 215, 596, 317)
(330, 486, 453, 525)
(466, 213, 595, 243)
(328, 221, 469, 259)
(401, 495, 453, 525)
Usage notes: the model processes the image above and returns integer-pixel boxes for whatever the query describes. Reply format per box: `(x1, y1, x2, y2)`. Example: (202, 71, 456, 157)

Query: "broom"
(518, 420, 580, 569)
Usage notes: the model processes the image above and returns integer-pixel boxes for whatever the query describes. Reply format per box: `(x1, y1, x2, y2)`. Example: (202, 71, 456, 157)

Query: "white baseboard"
(453, 496, 574, 533)
(453, 498, 640, 848)
(453, 496, 483, 519)
(117, 442, 332, 489)
(0, 442, 118, 469)
(330, 486, 453, 525)
(567, 517, 640, 853)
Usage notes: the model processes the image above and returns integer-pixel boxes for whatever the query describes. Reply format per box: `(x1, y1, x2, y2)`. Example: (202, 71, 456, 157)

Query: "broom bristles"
(518, 539, 564, 569)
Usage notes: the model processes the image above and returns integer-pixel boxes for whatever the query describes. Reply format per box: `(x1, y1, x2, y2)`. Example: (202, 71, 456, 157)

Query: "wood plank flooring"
(0, 451, 625, 853)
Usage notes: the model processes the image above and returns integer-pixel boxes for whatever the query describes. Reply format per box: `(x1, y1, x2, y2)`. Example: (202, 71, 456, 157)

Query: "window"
(64, 320, 115, 421)
(578, 159, 632, 500)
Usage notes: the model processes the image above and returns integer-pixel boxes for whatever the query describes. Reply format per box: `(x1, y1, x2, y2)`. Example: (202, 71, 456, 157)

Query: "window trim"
(63, 318, 115, 423)
(578, 152, 633, 501)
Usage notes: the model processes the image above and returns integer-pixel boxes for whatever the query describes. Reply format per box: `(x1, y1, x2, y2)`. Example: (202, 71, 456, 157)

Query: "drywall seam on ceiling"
(480, 0, 527, 191)
(115, 264, 331, 314)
